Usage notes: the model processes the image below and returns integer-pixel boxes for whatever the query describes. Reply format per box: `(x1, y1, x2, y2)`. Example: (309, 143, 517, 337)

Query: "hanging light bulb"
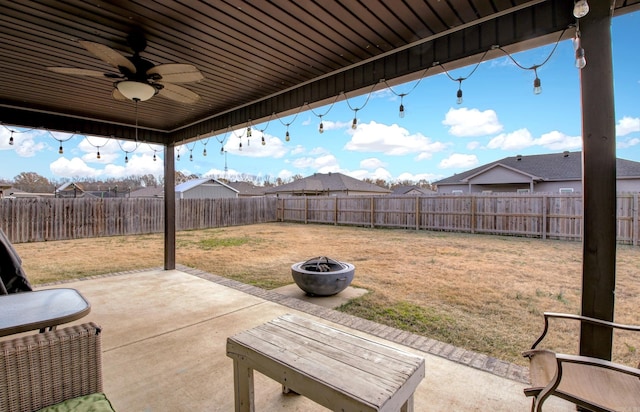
(9, 131, 14, 145)
(246, 126, 252, 138)
(189, 152, 193, 161)
(533, 76, 542, 95)
(153, 152, 157, 161)
(261, 136, 266, 146)
(124, 154, 129, 163)
(239, 141, 242, 151)
(456, 80, 463, 104)
(220, 146, 224, 154)
(399, 103, 405, 118)
(97, 150, 101, 159)
(319, 121, 324, 134)
(573, 33, 587, 69)
(573, 0, 589, 18)
(58, 143, 63, 154)
(351, 117, 357, 130)
(177, 152, 181, 161)
(285, 130, 290, 142)
(575, 46, 587, 69)
(203, 147, 207, 156)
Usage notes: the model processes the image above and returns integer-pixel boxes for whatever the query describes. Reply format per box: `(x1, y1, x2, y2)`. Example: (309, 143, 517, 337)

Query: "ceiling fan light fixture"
(116, 81, 156, 101)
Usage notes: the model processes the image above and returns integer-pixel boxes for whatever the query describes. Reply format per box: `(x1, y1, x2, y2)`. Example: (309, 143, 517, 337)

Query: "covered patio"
(24, 267, 575, 411)
(1, 1, 639, 409)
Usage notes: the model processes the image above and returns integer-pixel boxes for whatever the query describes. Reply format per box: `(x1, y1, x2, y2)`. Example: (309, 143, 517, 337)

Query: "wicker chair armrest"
(0, 322, 103, 412)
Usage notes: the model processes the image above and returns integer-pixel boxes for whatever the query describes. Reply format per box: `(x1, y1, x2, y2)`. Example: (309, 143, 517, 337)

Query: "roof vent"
(563, 151, 569, 157)
(516, 154, 522, 161)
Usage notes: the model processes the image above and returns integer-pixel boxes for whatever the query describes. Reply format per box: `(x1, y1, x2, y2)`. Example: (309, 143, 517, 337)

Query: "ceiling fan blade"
(112, 88, 128, 101)
(157, 82, 200, 104)
(47, 67, 114, 77)
(79, 41, 136, 74)
(147, 64, 204, 83)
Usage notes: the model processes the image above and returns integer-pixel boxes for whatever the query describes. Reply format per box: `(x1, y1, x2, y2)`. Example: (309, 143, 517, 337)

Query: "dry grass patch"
(15, 222, 640, 366)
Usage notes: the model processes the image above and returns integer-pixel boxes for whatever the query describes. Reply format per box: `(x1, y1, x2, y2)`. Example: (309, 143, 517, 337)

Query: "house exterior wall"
(177, 183, 237, 199)
(437, 179, 628, 194)
(618, 178, 640, 193)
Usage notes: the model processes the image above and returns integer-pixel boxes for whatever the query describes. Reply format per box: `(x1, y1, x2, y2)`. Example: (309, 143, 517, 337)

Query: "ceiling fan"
(47, 31, 203, 104)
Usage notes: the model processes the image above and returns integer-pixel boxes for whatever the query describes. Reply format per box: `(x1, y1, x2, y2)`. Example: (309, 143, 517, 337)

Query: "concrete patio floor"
(30, 267, 575, 411)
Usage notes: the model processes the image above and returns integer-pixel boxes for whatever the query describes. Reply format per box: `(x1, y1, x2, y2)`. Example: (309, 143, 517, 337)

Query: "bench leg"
(401, 394, 414, 412)
(233, 359, 255, 412)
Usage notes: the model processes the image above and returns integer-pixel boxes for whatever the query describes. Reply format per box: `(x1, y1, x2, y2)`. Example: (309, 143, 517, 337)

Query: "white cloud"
(442, 107, 503, 137)
(309, 147, 329, 155)
(278, 169, 294, 180)
(292, 154, 339, 170)
(360, 157, 386, 170)
(487, 129, 581, 151)
(290, 145, 306, 155)
(321, 119, 351, 131)
(396, 172, 441, 182)
(0, 128, 47, 157)
(344, 121, 448, 156)
(466, 141, 481, 150)
(438, 153, 479, 169)
(346, 167, 392, 181)
(618, 137, 640, 149)
(50, 157, 102, 178)
(616, 116, 640, 136)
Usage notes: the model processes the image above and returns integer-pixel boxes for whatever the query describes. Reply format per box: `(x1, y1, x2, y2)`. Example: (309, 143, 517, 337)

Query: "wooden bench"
(226, 314, 425, 412)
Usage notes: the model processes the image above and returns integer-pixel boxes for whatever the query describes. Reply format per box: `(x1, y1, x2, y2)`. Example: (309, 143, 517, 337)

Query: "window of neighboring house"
(451, 190, 463, 194)
(559, 188, 574, 193)
(517, 188, 530, 193)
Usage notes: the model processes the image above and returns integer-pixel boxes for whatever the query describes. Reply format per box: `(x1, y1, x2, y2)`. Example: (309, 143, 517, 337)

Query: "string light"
(573, 0, 589, 18)
(494, 29, 565, 96)
(97, 149, 101, 159)
(306, 96, 338, 135)
(574, 25, 586, 69)
(532, 69, 542, 95)
(124, 154, 129, 163)
(9, 130, 14, 145)
(285, 129, 290, 142)
(58, 143, 64, 154)
(351, 114, 358, 130)
(398, 94, 405, 118)
(344, 84, 377, 131)
(319, 115, 324, 134)
(275, 107, 302, 143)
(261, 136, 266, 146)
(437, 51, 488, 105)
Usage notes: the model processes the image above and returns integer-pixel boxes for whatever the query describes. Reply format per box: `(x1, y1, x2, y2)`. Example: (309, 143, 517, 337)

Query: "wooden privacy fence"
(0, 197, 277, 243)
(1, 194, 638, 245)
(277, 193, 640, 245)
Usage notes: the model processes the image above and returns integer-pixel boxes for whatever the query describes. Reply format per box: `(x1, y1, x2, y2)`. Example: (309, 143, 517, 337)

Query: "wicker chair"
(523, 312, 640, 412)
(0, 322, 114, 412)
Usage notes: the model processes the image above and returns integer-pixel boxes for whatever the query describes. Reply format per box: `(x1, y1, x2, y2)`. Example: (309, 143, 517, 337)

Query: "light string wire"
(116, 139, 141, 163)
(495, 29, 566, 71)
(84, 135, 110, 159)
(274, 104, 305, 142)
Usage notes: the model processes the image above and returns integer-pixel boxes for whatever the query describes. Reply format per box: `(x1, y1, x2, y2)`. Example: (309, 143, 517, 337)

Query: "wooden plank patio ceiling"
(0, 0, 638, 145)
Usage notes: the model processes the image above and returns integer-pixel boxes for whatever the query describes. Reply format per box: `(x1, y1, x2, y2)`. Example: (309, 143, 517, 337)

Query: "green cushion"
(36, 393, 116, 412)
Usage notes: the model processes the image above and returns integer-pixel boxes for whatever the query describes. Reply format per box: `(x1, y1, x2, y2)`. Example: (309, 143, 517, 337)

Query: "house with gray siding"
(435, 151, 640, 194)
(264, 172, 390, 197)
(175, 178, 238, 199)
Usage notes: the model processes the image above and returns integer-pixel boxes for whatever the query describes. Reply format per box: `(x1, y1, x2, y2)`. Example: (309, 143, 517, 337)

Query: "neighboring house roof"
(226, 181, 265, 196)
(56, 182, 84, 192)
(435, 151, 640, 185)
(391, 185, 434, 195)
(175, 178, 239, 194)
(129, 187, 165, 198)
(264, 172, 390, 195)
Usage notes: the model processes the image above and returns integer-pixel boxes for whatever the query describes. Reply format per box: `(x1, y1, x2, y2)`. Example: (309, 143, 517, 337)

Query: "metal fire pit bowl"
(291, 256, 355, 296)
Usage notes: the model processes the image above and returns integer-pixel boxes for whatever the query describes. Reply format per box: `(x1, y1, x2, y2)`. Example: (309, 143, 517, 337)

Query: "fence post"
(334, 197, 338, 225)
(542, 194, 547, 240)
(634, 193, 639, 246)
(370, 197, 374, 228)
(304, 197, 308, 224)
(471, 195, 476, 234)
(415, 196, 419, 230)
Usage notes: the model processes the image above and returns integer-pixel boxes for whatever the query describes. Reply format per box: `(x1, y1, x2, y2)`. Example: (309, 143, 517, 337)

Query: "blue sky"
(2, 12, 639, 185)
